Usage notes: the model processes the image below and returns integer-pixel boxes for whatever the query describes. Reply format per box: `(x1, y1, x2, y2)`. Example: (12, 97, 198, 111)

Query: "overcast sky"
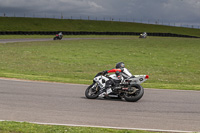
(0, 0, 200, 28)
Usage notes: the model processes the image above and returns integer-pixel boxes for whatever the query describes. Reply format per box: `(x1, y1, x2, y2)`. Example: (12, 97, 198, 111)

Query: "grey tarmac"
(0, 37, 137, 44)
(0, 78, 200, 132)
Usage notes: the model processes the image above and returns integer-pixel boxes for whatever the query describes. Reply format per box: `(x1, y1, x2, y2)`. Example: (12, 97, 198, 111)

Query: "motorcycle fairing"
(109, 74, 119, 80)
(129, 75, 149, 84)
(94, 75, 109, 89)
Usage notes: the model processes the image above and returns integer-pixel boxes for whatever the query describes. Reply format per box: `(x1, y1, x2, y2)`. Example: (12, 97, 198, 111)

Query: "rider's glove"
(102, 70, 108, 75)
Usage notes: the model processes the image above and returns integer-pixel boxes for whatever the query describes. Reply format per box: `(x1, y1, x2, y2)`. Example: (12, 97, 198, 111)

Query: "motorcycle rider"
(58, 32, 63, 39)
(143, 32, 147, 37)
(99, 62, 133, 97)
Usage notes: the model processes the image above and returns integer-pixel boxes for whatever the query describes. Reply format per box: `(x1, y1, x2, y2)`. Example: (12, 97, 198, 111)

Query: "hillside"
(0, 17, 200, 37)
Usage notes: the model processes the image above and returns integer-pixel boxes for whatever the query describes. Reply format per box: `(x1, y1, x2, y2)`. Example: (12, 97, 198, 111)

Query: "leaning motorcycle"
(139, 32, 147, 38)
(85, 70, 149, 102)
(53, 34, 63, 40)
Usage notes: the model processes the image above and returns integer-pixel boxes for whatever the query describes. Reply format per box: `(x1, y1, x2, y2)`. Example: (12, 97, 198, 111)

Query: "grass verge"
(0, 36, 199, 90)
(0, 121, 160, 133)
(0, 17, 200, 37)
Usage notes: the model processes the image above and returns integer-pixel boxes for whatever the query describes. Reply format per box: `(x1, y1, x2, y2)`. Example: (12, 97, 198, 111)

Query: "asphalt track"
(0, 38, 94, 43)
(0, 78, 200, 132)
(0, 37, 132, 43)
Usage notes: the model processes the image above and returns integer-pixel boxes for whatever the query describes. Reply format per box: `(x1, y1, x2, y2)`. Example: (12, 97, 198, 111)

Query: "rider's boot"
(99, 87, 112, 98)
(106, 88, 112, 94)
(99, 88, 106, 98)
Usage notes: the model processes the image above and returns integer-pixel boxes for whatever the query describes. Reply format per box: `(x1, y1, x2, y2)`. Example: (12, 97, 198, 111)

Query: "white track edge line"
(0, 77, 88, 86)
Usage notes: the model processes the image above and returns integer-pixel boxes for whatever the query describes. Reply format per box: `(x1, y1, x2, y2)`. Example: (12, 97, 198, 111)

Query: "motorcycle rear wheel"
(124, 84, 144, 102)
(85, 83, 99, 99)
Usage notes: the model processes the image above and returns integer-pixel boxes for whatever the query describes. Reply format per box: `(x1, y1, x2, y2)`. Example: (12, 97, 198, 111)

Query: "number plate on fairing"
(130, 75, 147, 84)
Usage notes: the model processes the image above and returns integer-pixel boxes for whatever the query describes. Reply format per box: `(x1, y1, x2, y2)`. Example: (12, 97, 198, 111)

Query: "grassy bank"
(0, 36, 199, 90)
(0, 17, 200, 37)
(0, 121, 158, 133)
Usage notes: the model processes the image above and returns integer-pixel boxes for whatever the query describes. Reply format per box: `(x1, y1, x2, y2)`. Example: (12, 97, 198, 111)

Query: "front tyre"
(85, 83, 99, 99)
(124, 84, 144, 102)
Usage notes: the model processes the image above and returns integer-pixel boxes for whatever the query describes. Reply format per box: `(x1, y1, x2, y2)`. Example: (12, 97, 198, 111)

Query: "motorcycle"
(139, 32, 147, 38)
(85, 70, 149, 102)
(53, 34, 63, 40)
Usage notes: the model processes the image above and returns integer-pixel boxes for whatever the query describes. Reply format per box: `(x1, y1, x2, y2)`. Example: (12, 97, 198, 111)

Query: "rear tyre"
(124, 84, 144, 102)
(85, 83, 99, 99)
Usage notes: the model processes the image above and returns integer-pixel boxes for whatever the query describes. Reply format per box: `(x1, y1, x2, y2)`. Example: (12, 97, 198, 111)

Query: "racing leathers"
(58, 32, 63, 39)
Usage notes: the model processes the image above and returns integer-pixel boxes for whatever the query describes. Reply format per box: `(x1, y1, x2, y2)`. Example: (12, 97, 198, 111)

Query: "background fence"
(1, 12, 200, 29)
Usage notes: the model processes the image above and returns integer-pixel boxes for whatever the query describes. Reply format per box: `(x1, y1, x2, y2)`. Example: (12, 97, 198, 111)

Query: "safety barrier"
(0, 31, 199, 38)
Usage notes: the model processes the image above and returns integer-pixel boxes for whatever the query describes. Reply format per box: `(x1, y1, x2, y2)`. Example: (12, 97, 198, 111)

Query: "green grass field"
(0, 36, 199, 90)
(0, 121, 160, 133)
(0, 17, 200, 37)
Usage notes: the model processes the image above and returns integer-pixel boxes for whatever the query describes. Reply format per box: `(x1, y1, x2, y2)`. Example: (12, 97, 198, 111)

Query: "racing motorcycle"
(139, 32, 147, 38)
(85, 69, 149, 102)
(53, 34, 63, 40)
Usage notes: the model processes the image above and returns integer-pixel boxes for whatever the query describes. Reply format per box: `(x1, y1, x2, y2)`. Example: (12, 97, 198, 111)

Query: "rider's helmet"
(116, 62, 125, 69)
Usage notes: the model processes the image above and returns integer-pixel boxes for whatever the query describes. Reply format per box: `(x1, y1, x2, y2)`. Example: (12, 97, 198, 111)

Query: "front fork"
(92, 82, 103, 92)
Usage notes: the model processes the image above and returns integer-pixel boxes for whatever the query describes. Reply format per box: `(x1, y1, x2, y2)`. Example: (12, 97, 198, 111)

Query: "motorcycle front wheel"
(85, 83, 99, 99)
(124, 84, 144, 102)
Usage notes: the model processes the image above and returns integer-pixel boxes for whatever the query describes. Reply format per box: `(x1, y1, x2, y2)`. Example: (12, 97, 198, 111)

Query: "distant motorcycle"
(53, 32, 63, 40)
(85, 70, 149, 102)
(139, 32, 147, 38)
